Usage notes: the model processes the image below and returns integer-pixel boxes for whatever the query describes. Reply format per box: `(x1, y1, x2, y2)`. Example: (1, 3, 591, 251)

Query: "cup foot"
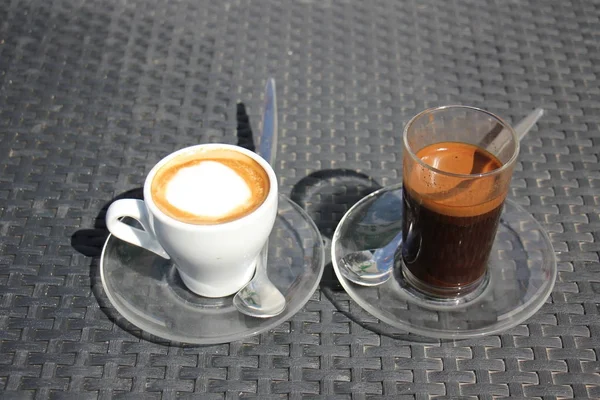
(164, 266, 235, 308)
(176, 261, 256, 298)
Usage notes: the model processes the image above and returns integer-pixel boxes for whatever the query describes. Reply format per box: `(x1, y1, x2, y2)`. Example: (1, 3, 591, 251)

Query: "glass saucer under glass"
(331, 184, 557, 339)
(100, 194, 325, 345)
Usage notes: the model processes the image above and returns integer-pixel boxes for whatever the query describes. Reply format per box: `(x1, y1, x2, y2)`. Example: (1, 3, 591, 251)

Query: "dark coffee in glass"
(401, 107, 519, 299)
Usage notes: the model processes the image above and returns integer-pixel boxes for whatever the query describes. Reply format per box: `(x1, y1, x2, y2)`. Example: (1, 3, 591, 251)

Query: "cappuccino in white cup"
(151, 147, 270, 225)
(106, 144, 278, 298)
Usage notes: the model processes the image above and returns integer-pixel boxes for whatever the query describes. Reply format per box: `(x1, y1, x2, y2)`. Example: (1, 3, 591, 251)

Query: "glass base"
(399, 263, 490, 310)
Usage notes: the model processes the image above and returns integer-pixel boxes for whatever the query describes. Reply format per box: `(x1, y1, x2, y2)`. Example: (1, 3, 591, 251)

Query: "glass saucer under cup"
(99, 194, 325, 345)
(331, 184, 557, 339)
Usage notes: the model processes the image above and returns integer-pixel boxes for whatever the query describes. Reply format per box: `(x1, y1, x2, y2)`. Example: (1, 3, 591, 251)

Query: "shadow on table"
(289, 169, 381, 291)
(70, 187, 180, 345)
(289, 170, 439, 343)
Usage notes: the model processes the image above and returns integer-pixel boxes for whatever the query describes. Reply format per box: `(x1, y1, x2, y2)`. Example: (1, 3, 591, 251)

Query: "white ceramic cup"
(105, 144, 278, 298)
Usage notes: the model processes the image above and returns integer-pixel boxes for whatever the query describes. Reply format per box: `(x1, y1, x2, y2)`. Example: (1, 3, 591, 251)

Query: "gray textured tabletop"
(1, 0, 599, 398)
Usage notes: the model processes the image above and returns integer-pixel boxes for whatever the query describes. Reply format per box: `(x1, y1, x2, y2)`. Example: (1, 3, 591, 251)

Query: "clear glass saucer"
(100, 194, 325, 345)
(331, 184, 557, 339)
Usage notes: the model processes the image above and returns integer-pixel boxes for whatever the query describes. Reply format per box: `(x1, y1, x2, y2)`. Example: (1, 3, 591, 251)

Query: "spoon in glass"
(338, 108, 545, 286)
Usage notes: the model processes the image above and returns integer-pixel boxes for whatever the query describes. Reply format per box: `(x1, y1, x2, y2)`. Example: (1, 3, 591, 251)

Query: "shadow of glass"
(289, 169, 382, 291)
(290, 169, 382, 240)
(288, 170, 443, 342)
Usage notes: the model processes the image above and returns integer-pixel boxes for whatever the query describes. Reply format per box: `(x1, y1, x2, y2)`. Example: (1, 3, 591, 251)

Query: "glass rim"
(403, 105, 520, 179)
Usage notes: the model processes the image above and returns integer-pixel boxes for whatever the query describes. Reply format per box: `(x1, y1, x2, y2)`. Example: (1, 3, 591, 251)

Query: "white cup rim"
(143, 143, 278, 231)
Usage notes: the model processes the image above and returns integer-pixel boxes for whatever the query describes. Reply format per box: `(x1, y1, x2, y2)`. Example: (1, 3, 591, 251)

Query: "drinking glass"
(401, 105, 519, 301)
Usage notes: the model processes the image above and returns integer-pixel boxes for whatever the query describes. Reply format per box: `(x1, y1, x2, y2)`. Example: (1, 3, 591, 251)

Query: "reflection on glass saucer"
(331, 184, 557, 339)
(100, 194, 324, 344)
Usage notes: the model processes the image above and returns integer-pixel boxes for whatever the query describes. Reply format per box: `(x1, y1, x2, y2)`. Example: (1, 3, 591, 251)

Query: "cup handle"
(105, 199, 170, 259)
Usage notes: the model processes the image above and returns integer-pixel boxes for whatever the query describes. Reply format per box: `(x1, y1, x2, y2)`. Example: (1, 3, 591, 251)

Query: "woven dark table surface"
(1, 0, 599, 398)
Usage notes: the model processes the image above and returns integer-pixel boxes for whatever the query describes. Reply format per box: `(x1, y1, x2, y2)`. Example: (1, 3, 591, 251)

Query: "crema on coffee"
(151, 148, 270, 224)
